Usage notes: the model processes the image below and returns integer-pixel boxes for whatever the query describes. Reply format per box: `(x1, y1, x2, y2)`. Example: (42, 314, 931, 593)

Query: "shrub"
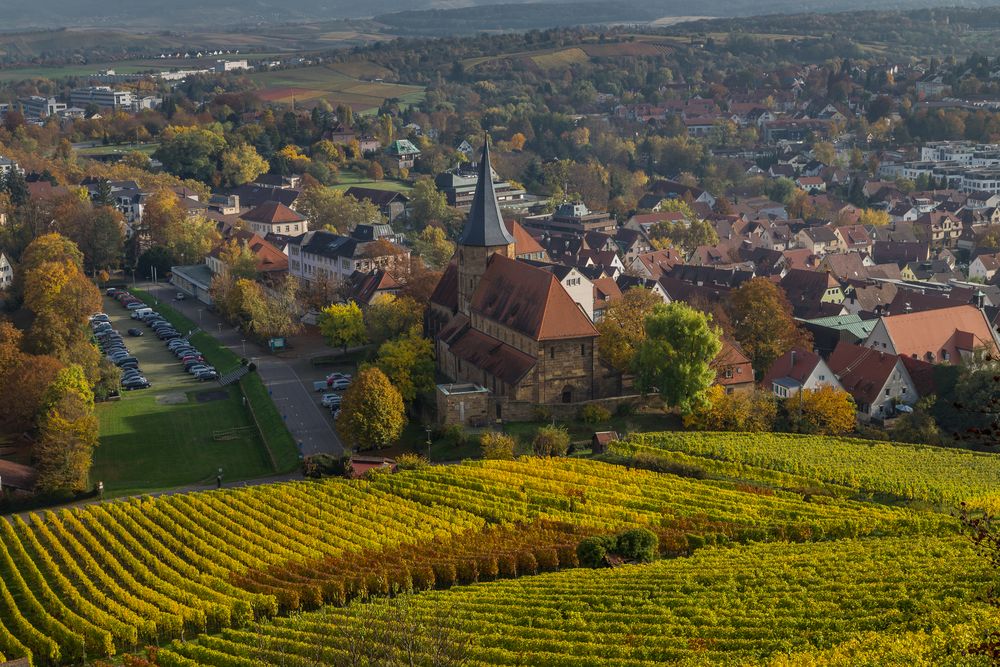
(516, 550, 538, 576)
(577, 536, 611, 567)
(480, 431, 517, 460)
(685, 534, 706, 552)
(533, 425, 571, 457)
(535, 547, 560, 572)
(615, 401, 636, 417)
(395, 453, 429, 470)
(302, 454, 352, 478)
(438, 424, 468, 447)
(579, 404, 611, 424)
(531, 405, 552, 422)
(497, 553, 517, 578)
(615, 528, 659, 563)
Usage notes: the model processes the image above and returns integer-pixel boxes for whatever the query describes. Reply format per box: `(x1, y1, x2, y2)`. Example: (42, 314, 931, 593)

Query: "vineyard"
(0, 450, 992, 665)
(613, 431, 1000, 511)
(157, 536, 995, 666)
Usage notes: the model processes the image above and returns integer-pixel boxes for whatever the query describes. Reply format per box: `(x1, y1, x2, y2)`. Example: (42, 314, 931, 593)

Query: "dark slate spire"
(457, 135, 514, 247)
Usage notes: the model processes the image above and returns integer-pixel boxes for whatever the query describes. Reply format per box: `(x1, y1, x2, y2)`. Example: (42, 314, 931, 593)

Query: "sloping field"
(250, 64, 424, 110)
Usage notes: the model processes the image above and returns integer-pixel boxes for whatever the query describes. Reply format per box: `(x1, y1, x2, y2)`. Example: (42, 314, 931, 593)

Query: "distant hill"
(1, 0, 998, 31)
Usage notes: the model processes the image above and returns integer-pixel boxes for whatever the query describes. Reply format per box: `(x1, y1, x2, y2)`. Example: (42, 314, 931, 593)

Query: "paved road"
(143, 282, 344, 458)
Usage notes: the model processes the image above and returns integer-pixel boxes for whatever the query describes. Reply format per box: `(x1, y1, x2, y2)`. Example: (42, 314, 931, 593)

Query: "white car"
(321, 393, 342, 408)
(325, 372, 352, 383)
(329, 378, 351, 391)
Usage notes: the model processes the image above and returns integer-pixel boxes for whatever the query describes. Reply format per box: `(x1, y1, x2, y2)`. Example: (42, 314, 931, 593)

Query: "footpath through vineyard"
(0, 454, 983, 666)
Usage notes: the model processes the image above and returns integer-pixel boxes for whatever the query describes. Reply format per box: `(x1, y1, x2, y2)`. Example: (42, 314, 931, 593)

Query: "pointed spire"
(457, 133, 514, 247)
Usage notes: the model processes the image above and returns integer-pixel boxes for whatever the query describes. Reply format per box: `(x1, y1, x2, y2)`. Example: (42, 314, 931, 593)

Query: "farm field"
(90, 293, 297, 494)
(0, 436, 996, 665)
(249, 65, 425, 111)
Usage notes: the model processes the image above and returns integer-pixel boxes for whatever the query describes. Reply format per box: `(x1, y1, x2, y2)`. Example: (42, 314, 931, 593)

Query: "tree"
(480, 431, 517, 460)
(858, 208, 890, 226)
(337, 367, 405, 450)
(411, 226, 455, 270)
(596, 288, 661, 373)
(220, 143, 268, 187)
(34, 364, 98, 493)
(239, 276, 303, 341)
(0, 322, 63, 434)
(532, 425, 570, 457)
(684, 385, 777, 432)
(319, 301, 367, 351)
(812, 141, 837, 166)
(365, 294, 424, 346)
(373, 327, 434, 403)
(367, 162, 384, 181)
(217, 237, 259, 280)
(77, 206, 125, 274)
(166, 214, 219, 266)
(298, 186, 380, 233)
(409, 178, 452, 227)
(892, 395, 941, 445)
(154, 125, 227, 182)
(634, 302, 722, 415)
(729, 278, 811, 377)
(786, 386, 856, 435)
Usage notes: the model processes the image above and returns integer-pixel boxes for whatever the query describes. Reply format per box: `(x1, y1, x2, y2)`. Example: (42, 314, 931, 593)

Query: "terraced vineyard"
(0, 457, 959, 665)
(615, 431, 1000, 510)
(157, 536, 994, 667)
(0, 442, 992, 665)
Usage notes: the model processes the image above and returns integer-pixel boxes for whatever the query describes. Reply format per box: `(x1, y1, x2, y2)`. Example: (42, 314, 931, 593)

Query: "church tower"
(456, 136, 516, 315)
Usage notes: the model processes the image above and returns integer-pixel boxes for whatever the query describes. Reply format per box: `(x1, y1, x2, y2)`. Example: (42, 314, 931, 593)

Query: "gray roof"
(457, 137, 514, 248)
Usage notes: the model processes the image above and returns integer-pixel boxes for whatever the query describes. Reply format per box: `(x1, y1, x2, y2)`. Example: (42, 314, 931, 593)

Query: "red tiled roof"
(429, 261, 459, 313)
(761, 347, 823, 387)
(472, 254, 598, 341)
(714, 339, 754, 386)
(448, 327, 537, 385)
(880, 304, 999, 361)
(826, 341, 900, 406)
(504, 219, 545, 257)
(592, 277, 623, 311)
(241, 201, 305, 225)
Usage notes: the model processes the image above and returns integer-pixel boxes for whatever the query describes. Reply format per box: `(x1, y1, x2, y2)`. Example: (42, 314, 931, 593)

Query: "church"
(429, 139, 604, 425)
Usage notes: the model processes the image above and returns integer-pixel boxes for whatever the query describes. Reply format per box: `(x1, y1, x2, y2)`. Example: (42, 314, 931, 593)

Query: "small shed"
(591, 431, 620, 454)
(348, 456, 396, 479)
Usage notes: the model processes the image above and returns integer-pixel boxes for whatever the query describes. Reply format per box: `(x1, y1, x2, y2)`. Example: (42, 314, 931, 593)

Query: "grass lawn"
(76, 142, 159, 157)
(90, 292, 298, 494)
(329, 169, 413, 194)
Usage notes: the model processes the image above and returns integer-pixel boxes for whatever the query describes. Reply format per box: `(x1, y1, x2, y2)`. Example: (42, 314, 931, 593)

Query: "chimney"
(790, 350, 797, 366)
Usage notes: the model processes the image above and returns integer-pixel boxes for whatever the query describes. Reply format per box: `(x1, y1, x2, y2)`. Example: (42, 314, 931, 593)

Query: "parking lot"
(90, 294, 276, 494)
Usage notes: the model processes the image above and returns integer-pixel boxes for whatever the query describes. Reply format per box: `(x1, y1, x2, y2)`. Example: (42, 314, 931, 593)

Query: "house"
(344, 187, 409, 223)
(428, 140, 601, 424)
(643, 179, 716, 208)
(0, 251, 13, 291)
(630, 249, 686, 281)
(780, 269, 845, 318)
(797, 226, 840, 255)
(863, 304, 1000, 364)
(826, 341, 918, 420)
(385, 139, 421, 169)
(345, 268, 401, 305)
(761, 347, 843, 398)
(240, 201, 308, 238)
(818, 253, 872, 282)
(435, 162, 527, 211)
(0, 156, 23, 176)
(914, 211, 962, 249)
(970, 252, 1000, 281)
(714, 339, 755, 392)
(522, 202, 617, 235)
(228, 184, 301, 211)
(288, 228, 409, 285)
(591, 431, 620, 454)
(592, 277, 623, 322)
(799, 313, 879, 356)
(795, 176, 826, 192)
(834, 225, 873, 254)
(206, 231, 288, 277)
(872, 240, 929, 266)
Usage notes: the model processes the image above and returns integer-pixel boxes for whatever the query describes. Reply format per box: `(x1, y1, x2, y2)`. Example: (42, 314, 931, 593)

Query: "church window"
(581, 344, 585, 356)
(550, 347, 555, 359)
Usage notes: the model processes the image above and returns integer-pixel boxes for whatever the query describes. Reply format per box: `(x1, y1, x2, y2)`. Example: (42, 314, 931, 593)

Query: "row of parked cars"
(319, 372, 352, 419)
(90, 313, 150, 391)
(108, 288, 220, 382)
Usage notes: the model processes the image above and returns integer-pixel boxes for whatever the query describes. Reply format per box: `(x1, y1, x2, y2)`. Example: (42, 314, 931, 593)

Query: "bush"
(480, 431, 517, 460)
(576, 536, 612, 568)
(438, 424, 468, 447)
(533, 425, 571, 457)
(615, 528, 659, 563)
(579, 404, 611, 424)
(395, 453, 429, 470)
(615, 401, 636, 417)
(302, 454, 352, 478)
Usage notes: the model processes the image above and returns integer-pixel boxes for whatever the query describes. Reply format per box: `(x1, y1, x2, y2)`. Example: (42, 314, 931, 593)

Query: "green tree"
(34, 364, 98, 493)
(217, 237, 259, 280)
(373, 327, 434, 403)
(78, 206, 125, 274)
(634, 302, 722, 415)
(365, 294, 424, 346)
(596, 288, 662, 373)
(411, 225, 455, 269)
(166, 214, 219, 266)
(532, 425, 570, 457)
(239, 276, 303, 341)
(220, 143, 269, 187)
(298, 186, 380, 233)
(154, 125, 227, 182)
(480, 431, 517, 460)
(319, 301, 367, 351)
(729, 278, 812, 377)
(409, 178, 452, 226)
(337, 367, 405, 450)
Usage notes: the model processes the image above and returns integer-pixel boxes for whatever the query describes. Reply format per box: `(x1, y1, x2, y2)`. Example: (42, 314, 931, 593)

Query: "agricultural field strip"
(622, 432, 1000, 510)
(157, 536, 993, 666)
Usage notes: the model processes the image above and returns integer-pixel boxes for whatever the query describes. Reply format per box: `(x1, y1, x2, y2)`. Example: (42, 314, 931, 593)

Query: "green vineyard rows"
(158, 536, 996, 667)
(616, 431, 1000, 510)
(0, 456, 958, 665)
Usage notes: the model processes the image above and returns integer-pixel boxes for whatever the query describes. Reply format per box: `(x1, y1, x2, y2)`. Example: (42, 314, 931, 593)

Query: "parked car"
(326, 372, 352, 383)
(187, 364, 211, 375)
(175, 292, 186, 301)
(321, 393, 342, 408)
(114, 356, 139, 367)
(195, 370, 219, 382)
(122, 380, 150, 390)
(127, 328, 143, 337)
(329, 378, 351, 391)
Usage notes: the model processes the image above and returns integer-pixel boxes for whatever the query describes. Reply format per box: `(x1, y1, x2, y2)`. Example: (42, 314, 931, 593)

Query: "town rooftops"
(874, 303, 1000, 361)
(826, 341, 904, 407)
(241, 201, 304, 225)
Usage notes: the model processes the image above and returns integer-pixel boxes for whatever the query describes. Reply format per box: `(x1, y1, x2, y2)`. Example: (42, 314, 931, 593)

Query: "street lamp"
(241, 339, 247, 358)
(424, 425, 432, 460)
(198, 308, 204, 323)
